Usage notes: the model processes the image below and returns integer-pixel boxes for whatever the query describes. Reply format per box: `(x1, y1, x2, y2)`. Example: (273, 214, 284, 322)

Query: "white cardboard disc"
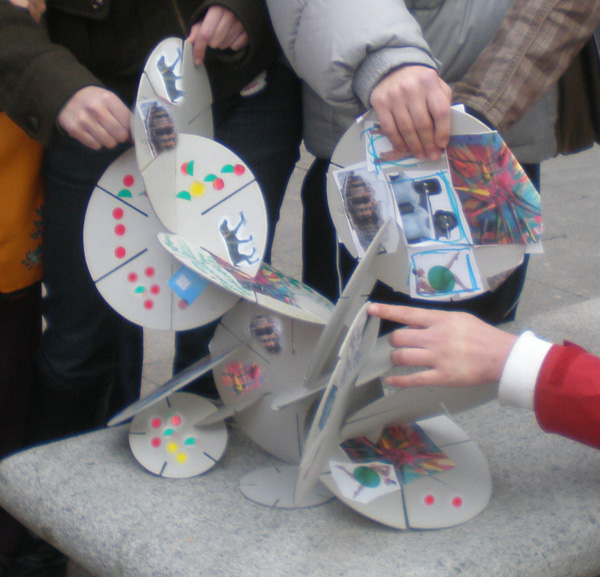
(209, 300, 326, 465)
(240, 464, 333, 508)
(83, 148, 237, 330)
(128, 392, 228, 478)
(133, 37, 213, 173)
(319, 415, 491, 529)
(327, 108, 531, 299)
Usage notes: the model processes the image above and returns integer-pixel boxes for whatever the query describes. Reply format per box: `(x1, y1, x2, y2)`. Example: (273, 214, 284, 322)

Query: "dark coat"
(0, 0, 280, 144)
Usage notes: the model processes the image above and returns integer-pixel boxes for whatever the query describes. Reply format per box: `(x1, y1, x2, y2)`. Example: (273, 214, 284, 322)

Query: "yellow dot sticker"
(167, 442, 178, 453)
(189, 181, 205, 197)
(176, 453, 188, 464)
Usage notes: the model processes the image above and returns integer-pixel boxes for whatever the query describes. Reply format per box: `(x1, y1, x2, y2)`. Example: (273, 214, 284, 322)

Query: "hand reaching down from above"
(370, 65, 452, 162)
(8, 0, 46, 22)
(188, 6, 249, 65)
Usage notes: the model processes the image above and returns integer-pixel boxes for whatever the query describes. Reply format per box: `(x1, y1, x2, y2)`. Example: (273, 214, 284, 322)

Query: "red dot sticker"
(151, 437, 161, 448)
(127, 272, 138, 283)
(151, 418, 162, 429)
(115, 247, 126, 259)
(178, 300, 188, 310)
(234, 164, 245, 175)
(424, 495, 435, 506)
(123, 175, 135, 187)
(452, 497, 463, 508)
(213, 178, 225, 190)
(143, 300, 154, 310)
(112, 207, 124, 219)
(150, 285, 160, 295)
(145, 267, 155, 278)
(171, 414, 182, 426)
(114, 224, 126, 236)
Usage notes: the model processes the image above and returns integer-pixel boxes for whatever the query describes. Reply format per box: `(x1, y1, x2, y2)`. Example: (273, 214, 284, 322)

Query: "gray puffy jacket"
(267, 0, 557, 162)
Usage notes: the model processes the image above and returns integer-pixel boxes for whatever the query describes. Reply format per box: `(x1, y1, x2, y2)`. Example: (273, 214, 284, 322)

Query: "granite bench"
(2, 298, 600, 577)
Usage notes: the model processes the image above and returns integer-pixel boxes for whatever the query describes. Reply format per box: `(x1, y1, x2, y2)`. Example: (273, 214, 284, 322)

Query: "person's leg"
(0, 285, 40, 567)
(27, 135, 144, 445)
(173, 62, 303, 395)
(300, 157, 357, 302)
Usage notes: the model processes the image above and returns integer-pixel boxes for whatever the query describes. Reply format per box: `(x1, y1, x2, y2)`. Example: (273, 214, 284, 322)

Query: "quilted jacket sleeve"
(266, 0, 438, 110)
(0, 2, 101, 145)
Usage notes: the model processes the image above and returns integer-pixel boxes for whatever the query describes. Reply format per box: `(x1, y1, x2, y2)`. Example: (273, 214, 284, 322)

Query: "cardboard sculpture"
(86, 38, 543, 530)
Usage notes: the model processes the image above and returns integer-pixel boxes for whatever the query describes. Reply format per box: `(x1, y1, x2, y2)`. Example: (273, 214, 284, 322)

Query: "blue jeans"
(29, 137, 144, 444)
(174, 61, 303, 394)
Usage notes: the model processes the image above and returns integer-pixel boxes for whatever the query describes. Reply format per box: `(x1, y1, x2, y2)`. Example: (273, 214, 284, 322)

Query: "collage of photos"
(332, 121, 542, 301)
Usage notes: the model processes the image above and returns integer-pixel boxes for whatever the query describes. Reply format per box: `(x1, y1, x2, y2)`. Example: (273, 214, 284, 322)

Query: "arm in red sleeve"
(534, 343, 600, 449)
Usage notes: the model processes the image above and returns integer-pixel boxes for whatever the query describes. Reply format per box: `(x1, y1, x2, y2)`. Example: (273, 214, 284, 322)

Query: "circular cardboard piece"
(128, 392, 228, 478)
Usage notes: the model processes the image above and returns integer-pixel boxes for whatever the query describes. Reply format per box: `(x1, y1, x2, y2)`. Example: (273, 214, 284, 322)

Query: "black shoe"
(6, 540, 68, 577)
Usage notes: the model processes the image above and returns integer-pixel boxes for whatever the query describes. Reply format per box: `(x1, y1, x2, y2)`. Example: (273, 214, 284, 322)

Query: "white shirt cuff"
(498, 331, 553, 410)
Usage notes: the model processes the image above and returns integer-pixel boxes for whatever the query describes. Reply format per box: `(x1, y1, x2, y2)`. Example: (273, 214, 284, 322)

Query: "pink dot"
(123, 175, 135, 187)
(424, 495, 435, 506)
(143, 300, 154, 310)
(213, 178, 225, 190)
(145, 267, 155, 278)
(452, 497, 463, 508)
(151, 418, 162, 429)
(114, 224, 126, 236)
(171, 414, 182, 426)
(178, 300, 188, 310)
(150, 285, 160, 295)
(151, 437, 161, 448)
(115, 246, 126, 259)
(112, 207, 124, 220)
(127, 272, 138, 283)
(234, 164, 245, 175)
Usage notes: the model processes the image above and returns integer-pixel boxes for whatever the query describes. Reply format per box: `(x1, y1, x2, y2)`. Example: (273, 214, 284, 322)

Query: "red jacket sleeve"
(534, 342, 600, 449)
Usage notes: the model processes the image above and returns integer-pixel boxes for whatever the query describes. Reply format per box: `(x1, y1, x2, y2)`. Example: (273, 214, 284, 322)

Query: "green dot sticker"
(427, 265, 455, 292)
(353, 466, 381, 488)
